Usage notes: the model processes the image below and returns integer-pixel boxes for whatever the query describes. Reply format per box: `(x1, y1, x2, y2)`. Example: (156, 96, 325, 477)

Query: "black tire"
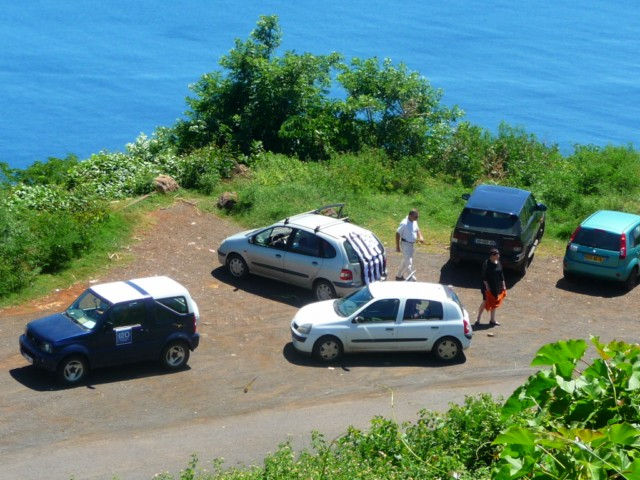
(226, 254, 249, 280)
(432, 337, 463, 362)
(624, 266, 638, 292)
(563, 270, 578, 283)
(313, 336, 343, 362)
(314, 279, 336, 301)
(57, 355, 88, 385)
(161, 341, 190, 370)
(517, 256, 528, 277)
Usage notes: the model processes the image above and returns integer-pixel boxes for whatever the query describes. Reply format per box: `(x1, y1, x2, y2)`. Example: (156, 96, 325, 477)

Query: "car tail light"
(620, 233, 627, 259)
(463, 317, 470, 335)
(569, 226, 581, 244)
(192, 314, 197, 333)
(452, 230, 469, 245)
(340, 269, 353, 281)
(502, 238, 523, 253)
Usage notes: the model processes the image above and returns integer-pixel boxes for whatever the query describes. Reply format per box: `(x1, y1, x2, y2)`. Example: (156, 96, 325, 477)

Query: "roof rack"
(314, 217, 351, 233)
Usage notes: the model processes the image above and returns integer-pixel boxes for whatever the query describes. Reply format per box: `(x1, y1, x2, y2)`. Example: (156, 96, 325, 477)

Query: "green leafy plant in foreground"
(494, 338, 640, 479)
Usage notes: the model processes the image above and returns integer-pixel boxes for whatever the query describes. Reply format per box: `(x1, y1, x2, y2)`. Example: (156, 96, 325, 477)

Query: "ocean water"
(1, 1, 639, 169)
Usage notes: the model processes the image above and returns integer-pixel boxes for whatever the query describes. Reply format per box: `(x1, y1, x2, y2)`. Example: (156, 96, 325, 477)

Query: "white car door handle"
(385, 327, 394, 331)
(430, 326, 439, 329)
(275, 254, 282, 258)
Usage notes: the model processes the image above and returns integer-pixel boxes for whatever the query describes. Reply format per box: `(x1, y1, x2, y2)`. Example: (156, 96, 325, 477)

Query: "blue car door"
(95, 299, 152, 366)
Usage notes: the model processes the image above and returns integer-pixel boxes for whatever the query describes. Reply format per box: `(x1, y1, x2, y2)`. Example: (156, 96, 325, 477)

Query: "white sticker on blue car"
(115, 327, 132, 346)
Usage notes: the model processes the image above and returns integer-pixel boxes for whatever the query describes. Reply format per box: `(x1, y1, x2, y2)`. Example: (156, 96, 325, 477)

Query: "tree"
(174, 15, 341, 158)
(336, 57, 462, 159)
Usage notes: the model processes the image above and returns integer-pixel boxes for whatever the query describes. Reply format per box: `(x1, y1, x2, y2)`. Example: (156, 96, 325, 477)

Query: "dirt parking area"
(0, 201, 637, 478)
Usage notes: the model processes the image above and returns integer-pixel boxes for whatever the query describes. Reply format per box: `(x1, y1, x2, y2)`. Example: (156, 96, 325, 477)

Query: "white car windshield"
(65, 290, 111, 329)
(334, 286, 373, 317)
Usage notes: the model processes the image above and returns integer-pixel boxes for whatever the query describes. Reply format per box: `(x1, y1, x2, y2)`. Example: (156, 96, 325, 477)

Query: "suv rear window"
(459, 208, 518, 231)
(574, 228, 620, 251)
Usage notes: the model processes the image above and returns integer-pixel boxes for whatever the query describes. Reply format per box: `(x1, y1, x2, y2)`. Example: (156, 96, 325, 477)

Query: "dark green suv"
(449, 185, 547, 275)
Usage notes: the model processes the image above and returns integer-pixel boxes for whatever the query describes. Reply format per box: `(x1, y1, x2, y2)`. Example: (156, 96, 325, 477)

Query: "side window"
(253, 227, 293, 249)
(403, 299, 443, 321)
(321, 239, 337, 259)
(357, 299, 399, 323)
(155, 297, 189, 326)
(633, 225, 640, 247)
(157, 297, 188, 314)
(110, 301, 147, 328)
(520, 197, 534, 226)
(289, 230, 322, 257)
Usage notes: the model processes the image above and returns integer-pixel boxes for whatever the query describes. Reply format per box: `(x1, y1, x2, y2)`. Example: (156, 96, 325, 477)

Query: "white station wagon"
(290, 281, 472, 363)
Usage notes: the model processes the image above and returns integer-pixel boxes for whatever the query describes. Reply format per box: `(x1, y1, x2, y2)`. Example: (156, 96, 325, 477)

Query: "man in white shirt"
(395, 209, 424, 280)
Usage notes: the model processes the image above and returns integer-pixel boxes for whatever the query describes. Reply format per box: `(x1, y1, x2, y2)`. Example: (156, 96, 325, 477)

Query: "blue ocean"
(1, 1, 639, 169)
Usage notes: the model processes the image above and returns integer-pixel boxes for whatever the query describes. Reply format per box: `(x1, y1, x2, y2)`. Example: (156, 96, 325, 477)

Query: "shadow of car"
(10, 361, 188, 391)
(282, 342, 466, 368)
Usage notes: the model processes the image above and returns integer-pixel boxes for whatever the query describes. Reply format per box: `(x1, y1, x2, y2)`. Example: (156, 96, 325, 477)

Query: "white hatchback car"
(290, 281, 472, 363)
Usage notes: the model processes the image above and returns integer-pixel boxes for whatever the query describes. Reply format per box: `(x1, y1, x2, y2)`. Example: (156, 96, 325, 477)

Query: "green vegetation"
(149, 339, 640, 479)
(1, 13, 639, 302)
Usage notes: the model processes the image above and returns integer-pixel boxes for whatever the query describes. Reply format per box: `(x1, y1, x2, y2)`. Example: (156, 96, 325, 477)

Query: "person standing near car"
(475, 248, 507, 327)
(395, 209, 424, 280)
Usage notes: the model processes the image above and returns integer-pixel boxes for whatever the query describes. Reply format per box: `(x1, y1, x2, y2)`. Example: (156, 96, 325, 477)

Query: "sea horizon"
(1, 1, 638, 169)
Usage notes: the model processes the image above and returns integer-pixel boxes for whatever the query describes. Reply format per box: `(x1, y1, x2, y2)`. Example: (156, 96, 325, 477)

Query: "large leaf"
(607, 423, 640, 446)
(623, 457, 640, 480)
(531, 339, 587, 379)
(502, 371, 556, 417)
(495, 426, 537, 447)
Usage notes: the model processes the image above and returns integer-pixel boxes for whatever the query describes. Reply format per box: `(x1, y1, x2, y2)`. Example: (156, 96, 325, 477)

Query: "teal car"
(563, 210, 640, 291)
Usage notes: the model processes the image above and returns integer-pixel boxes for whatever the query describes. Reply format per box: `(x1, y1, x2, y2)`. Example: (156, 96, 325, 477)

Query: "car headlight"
(40, 342, 53, 353)
(297, 323, 312, 335)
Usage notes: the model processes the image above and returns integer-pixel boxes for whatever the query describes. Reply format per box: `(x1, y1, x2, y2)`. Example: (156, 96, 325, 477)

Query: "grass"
(209, 156, 568, 257)
(0, 192, 176, 309)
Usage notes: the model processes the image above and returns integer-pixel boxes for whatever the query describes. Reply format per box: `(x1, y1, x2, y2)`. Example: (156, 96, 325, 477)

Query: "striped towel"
(346, 232, 385, 284)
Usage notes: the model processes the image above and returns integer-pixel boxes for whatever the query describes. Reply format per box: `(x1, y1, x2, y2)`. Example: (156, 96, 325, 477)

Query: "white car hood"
(293, 300, 345, 327)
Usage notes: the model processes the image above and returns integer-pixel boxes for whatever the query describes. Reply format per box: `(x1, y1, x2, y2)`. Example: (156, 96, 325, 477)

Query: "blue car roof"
(465, 185, 531, 214)
(581, 210, 640, 233)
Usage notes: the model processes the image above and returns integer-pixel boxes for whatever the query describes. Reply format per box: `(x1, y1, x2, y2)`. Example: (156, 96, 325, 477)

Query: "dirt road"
(0, 201, 637, 479)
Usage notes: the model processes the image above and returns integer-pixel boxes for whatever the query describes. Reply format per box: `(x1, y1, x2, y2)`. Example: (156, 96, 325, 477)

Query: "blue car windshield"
(65, 290, 111, 329)
(334, 286, 373, 317)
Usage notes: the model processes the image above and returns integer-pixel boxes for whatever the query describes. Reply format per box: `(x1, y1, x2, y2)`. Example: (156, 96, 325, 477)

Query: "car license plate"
(584, 254, 604, 263)
(475, 238, 496, 246)
(21, 351, 33, 364)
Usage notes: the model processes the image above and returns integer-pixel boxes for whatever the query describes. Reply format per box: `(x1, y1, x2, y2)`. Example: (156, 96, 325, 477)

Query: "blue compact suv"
(19, 276, 200, 385)
(563, 210, 640, 291)
(450, 185, 547, 275)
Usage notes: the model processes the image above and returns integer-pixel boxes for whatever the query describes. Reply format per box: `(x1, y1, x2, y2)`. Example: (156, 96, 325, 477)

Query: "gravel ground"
(0, 200, 637, 479)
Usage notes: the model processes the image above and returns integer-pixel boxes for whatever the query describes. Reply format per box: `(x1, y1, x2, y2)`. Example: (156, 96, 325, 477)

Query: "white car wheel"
(433, 337, 462, 362)
(313, 336, 343, 362)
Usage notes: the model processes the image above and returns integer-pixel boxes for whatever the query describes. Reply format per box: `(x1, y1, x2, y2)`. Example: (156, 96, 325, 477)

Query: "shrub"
(495, 338, 640, 479)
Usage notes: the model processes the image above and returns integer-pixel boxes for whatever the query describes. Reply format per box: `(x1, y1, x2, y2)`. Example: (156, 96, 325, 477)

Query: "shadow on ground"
(438, 260, 522, 290)
(555, 276, 628, 298)
(282, 342, 466, 369)
(211, 267, 315, 308)
(10, 362, 187, 392)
